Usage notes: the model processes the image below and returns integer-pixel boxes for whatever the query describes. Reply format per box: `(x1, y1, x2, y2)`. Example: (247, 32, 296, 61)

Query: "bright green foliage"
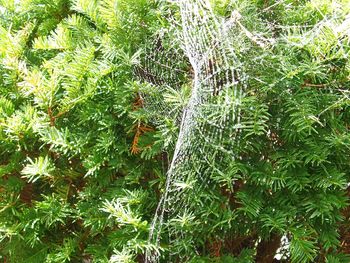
(0, 0, 162, 262)
(0, 0, 350, 262)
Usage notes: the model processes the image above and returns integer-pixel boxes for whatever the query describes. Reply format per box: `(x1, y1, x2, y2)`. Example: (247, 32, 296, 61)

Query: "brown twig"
(209, 239, 222, 258)
(131, 123, 154, 155)
(48, 107, 56, 127)
(48, 107, 69, 126)
(302, 83, 327, 88)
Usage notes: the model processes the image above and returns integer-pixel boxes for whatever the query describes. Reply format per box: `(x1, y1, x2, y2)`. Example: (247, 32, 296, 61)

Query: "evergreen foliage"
(0, 0, 349, 262)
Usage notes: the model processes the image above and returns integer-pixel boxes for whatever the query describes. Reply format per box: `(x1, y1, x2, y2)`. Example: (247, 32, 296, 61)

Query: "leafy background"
(0, 0, 350, 262)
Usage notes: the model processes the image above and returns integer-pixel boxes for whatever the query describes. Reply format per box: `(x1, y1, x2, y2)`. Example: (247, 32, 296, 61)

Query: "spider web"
(131, 0, 350, 262)
(135, 0, 249, 261)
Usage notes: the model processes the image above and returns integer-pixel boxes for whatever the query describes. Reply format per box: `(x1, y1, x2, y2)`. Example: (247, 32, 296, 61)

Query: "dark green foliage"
(0, 0, 350, 262)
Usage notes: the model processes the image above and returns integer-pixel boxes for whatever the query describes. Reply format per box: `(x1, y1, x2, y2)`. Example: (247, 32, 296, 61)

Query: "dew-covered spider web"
(131, 0, 350, 261)
(134, 0, 263, 261)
